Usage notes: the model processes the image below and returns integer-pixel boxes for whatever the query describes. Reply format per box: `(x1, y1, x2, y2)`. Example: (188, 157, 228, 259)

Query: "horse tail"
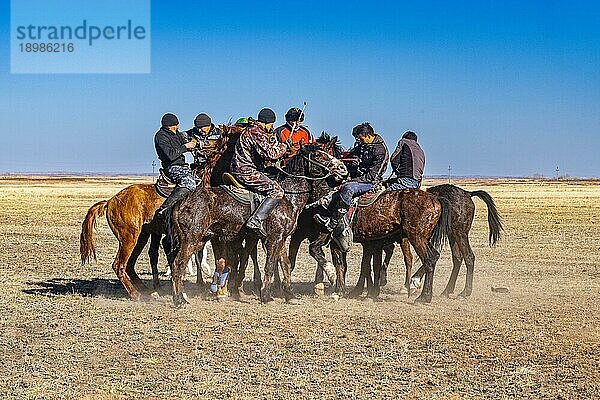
(429, 196, 451, 251)
(469, 190, 503, 246)
(80, 200, 108, 264)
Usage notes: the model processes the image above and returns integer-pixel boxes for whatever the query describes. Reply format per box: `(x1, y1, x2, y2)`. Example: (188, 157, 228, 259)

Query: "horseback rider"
(230, 108, 291, 238)
(185, 113, 223, 167)
(275, 107, 313, 154)
(315, 122, 389, 250)
(387, 131, 425, 190)
(154, 113, 198, 219)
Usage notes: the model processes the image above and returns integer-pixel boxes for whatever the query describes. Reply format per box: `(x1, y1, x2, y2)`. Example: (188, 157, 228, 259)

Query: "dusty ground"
(0, 176, 598, 399)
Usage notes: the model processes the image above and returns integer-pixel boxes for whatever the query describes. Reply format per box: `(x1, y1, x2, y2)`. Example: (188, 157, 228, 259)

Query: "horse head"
(289, 143, 348, 182)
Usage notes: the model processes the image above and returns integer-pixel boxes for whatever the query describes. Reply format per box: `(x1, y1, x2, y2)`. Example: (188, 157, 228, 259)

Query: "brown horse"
(355, 184, 503, 299)
(168, 143, 348, 306)
(407, 184, 503, 297)
(339, 189, 451, 303)
(79, 127, 231, 300)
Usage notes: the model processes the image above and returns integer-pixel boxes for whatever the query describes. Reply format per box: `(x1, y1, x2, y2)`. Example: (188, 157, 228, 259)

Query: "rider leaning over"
(154, 113, 198, 220)
(315, 122, 389, 250)
(185, 113, 223, 167)
(230, 108, 292, 238)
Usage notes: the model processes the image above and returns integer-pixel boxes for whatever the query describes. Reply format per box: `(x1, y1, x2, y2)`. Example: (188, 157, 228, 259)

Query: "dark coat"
(185, 124, 223, 165)
(230, 121, 287, 176)
(347, 134, 389, 183)
(390, 138, 425, 181)
(154, 127, 188, 169)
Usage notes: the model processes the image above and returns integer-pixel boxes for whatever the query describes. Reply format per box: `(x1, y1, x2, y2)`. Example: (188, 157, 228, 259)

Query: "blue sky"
(1, 1, 599, 176)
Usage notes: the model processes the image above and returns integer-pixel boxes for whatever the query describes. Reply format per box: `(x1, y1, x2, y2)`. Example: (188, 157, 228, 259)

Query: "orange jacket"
(274, 124, 314, 144)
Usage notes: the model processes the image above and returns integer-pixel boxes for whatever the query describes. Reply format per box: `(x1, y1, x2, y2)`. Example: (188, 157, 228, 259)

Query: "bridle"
(274, 149, 342, 182)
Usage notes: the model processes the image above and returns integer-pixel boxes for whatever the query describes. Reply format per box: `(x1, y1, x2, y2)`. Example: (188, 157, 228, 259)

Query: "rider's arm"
(156, 133, 188, 162)
(390, 140, 405, 175)
(254, 134, 287, 161)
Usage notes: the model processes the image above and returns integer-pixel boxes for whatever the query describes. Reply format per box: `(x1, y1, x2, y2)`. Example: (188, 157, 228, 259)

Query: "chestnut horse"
(79, 127, 232, 300)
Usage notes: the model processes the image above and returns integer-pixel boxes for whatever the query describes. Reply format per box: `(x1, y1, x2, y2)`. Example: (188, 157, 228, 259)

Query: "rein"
(274, 150, 336, 181)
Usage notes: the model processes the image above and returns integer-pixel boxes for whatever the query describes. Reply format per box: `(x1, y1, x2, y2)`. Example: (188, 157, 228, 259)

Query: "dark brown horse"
(168, 143, 348, 306)
(355, 184, 503, 299)
(407, 184, 503, 297)
(79, 127, 231, 300)
(339, 189, 451, 303)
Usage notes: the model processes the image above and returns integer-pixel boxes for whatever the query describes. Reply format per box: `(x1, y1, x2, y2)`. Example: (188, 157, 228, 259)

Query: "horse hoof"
(410, 277, 423, 291)
(323, 262, 337, 285)
(329, 293, 340, 301)
(261, 295, 274, 304)
(440, 291, 450, 299)
(362, 297, 374, 303)
(150, 291, 161, 300)
(414, 294, 432, 304)
(379, 275, 388, 287)
(286, 297, 301, 305)
(347, 290, 362, 299)
(217, 296, 229, 303)
(314, 283, 325, 296)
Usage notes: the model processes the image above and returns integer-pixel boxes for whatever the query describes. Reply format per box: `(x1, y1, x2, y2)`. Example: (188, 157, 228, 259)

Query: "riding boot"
(314, 193, 346, 232)
(315, 196, 353, 252)
(155, 187, 191, 223)
(245, 197, 280, 239)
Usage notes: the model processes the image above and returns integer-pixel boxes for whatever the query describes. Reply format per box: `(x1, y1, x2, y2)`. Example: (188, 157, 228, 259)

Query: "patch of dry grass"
(0, 177, 598, 399)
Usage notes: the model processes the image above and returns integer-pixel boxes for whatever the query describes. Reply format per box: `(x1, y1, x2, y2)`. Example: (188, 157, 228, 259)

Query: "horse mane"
(316, 131, 344, 158)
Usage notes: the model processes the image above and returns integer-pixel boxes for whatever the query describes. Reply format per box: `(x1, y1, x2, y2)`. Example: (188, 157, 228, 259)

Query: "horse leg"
(279, 247, 297, 304)
(238, 238, 259, 297)
(148, 232, 162, 292)
(348, 245, 370, 298)
(125, 229, 150, 292)
(251, 243, 261, 295)
(329, 243, 346, 297)
(194, 242, 206, 285)
(368, 244, 383, 299)
(441, 237, 463, 298)
(288, 233, 302, 274)
(200, 241, 213, 279)
(112, 235, 141, 300)
(380, 242, 394, 287)
(412, 240, 440, 304)
(400, 238, 413, 296)
(261, 238, 283, 303)
(225, 240, 244, 301)
(309, 234, 335, 290)
(172, 239, 197, 307)
(458, 234, 476, 298)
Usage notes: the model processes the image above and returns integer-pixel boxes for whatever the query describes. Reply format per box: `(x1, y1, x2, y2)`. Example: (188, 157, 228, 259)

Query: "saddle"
(155, 169, 176, 198)
(154, 168, 202, 198)
(356, 183, 386, 208)
(219, 173, 264, 211)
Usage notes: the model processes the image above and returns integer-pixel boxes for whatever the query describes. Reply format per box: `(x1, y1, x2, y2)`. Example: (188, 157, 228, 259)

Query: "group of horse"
(80, 126, 503, 307)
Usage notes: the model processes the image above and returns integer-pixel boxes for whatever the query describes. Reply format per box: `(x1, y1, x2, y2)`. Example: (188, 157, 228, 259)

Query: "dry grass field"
(0, 176, 598, 399)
